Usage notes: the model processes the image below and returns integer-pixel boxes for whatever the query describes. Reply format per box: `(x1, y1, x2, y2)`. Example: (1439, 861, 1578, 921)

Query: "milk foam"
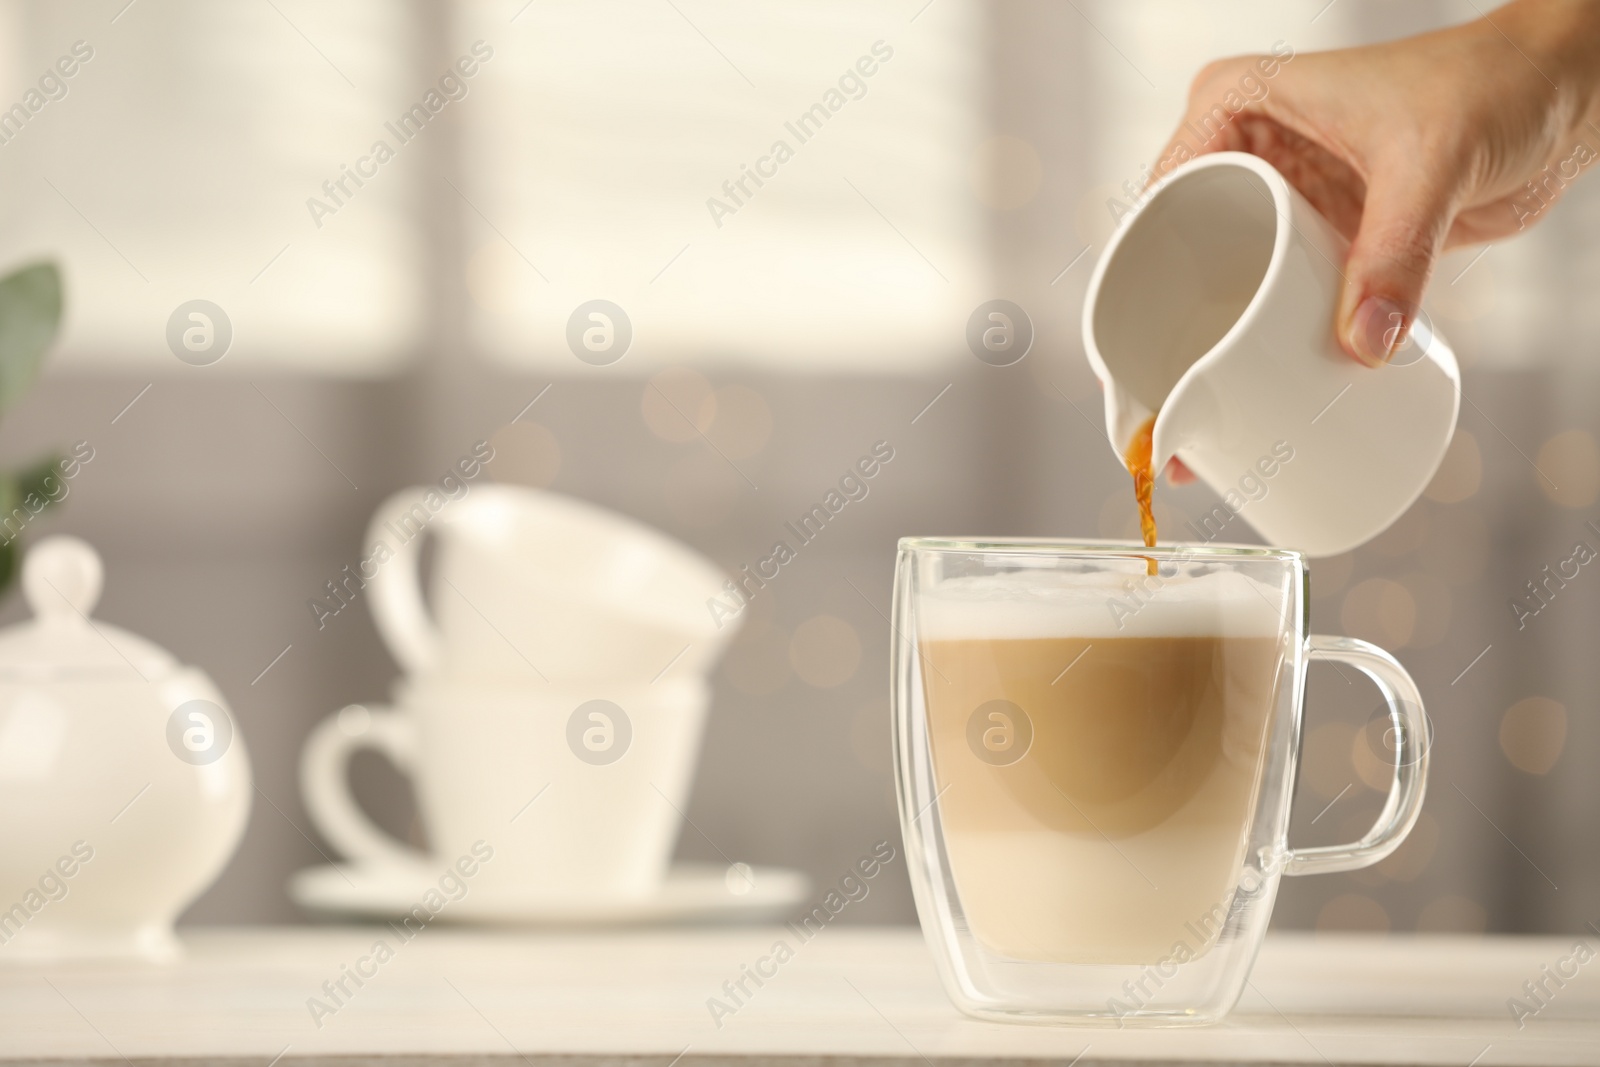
(918, 567, 1286, 639)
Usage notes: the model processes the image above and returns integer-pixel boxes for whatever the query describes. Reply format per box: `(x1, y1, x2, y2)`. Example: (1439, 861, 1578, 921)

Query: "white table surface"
(1, 927, 1595, 1065)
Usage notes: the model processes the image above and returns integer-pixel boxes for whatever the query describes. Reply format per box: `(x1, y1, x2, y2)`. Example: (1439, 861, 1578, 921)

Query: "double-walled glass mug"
(892, 539, 1428, 1025)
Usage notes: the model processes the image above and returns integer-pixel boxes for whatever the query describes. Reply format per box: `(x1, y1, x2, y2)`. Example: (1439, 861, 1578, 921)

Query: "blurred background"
(0, 0, 1594, 935)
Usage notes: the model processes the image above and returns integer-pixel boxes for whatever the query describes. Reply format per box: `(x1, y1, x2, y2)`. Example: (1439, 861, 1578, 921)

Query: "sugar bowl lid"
(0, 535, 177, 681)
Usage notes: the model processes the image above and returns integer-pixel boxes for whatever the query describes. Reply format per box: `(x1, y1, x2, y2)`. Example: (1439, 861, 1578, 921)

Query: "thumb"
(1337, 163, 1457, 366)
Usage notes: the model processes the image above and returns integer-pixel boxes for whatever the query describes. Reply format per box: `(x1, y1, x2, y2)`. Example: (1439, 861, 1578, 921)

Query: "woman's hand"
(1155, 0, 1600, 367)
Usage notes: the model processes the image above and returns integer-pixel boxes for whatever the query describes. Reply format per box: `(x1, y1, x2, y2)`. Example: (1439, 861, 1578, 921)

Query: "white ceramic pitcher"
(1081, 152, 1460, 557)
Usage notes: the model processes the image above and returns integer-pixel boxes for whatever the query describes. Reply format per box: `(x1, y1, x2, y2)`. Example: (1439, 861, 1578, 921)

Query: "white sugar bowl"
(0, 536, 251, 961)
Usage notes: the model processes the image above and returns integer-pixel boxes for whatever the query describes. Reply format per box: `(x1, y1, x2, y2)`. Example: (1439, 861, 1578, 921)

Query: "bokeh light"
(643, 367, 717, 443)
(1341, 577, 1417, 648)
(1535, 429, 1600, 509)
(722, 595, 790, 698)
(705, 385, 774, 460)
(788, 614, 862, 688)
(1303, 720, 1359, 800)
(1423, 429, 1482, 504)
(1368, 503, 1431, 557)
(1499, 696, 1567, 775)
(1351, 718, 1395, 792)
(487, 421, 561, 487)
(1379, 811, 1438, 883)
(1398, 570, 1452, 648)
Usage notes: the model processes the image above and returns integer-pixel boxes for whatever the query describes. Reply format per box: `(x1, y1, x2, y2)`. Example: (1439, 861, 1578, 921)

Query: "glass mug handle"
(1285, 635, 1430, 876)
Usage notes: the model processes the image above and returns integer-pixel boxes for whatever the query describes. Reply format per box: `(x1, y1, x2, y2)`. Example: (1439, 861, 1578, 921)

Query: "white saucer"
(289, 861, 810, 925)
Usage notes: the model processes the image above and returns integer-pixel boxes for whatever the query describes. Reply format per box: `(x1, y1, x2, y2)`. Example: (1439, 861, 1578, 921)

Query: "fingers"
(1232, 114, 1367, 241)
(1336, 159, 1459, 366)
(1163, 457, 1196, 485)
(1150, 57, 1260, 182)
(1156, 49, 1465, 369)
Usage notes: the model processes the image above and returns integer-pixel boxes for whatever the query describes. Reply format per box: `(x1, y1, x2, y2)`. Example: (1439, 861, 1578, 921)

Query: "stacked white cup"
(300, 485, 740, 911)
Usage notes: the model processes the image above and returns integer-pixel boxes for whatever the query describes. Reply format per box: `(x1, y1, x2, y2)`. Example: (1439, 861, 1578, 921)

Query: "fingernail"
(1347, 296, 1411, 367)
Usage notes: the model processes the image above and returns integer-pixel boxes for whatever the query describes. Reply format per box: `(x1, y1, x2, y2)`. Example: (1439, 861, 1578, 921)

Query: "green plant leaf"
(0, 471, 17, 526)
(0, 472, 16, 594)
(13, 452, 61, 503)
(0, 455, 64, 597)
(0, 261, 62, 413)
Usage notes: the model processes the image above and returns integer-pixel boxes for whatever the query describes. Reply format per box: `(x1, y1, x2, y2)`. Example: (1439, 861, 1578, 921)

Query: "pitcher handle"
(1285, 635, 1430, 877)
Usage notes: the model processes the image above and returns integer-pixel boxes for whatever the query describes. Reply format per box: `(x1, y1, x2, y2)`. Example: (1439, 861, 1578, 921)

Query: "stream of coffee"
(1124, 414, 1158, 575)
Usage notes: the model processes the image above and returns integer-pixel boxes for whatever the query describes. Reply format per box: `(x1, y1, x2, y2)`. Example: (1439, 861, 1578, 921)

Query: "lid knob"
(23, 536, 103, 624)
